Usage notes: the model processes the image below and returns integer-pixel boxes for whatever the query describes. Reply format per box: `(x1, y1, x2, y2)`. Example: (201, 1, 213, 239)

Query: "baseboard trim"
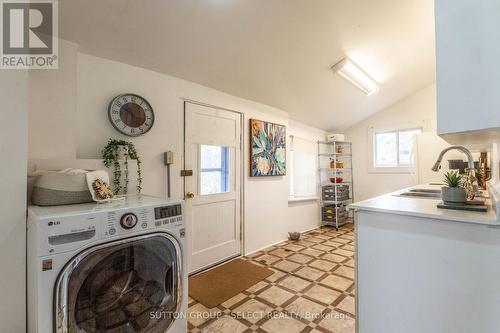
(244, 225, 321, 257)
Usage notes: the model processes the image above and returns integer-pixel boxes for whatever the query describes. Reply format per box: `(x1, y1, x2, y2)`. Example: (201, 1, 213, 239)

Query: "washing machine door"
(54, 233, 182, 333)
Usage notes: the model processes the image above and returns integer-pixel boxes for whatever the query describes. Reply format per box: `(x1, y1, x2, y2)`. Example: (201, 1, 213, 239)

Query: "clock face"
(108, 94, 154, 136)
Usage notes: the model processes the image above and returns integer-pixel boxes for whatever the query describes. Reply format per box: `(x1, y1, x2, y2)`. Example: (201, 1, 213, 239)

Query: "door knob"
(186, 192, 195, 199)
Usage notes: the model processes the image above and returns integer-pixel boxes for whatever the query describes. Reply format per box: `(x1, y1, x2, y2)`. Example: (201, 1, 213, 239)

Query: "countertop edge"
(349, 202, 500, 226)
(348, 185, 500, 227)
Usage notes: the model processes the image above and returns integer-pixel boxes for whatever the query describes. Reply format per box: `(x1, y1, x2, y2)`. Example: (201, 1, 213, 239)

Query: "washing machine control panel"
(29, 199, 185, 255)
(105, 207, 151, 237)
(120, 213, 138, 229)
(154, 204, 183, 227)
(103, 203, 183, 238)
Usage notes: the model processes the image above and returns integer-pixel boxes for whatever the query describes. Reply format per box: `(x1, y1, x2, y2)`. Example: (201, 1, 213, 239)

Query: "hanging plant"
(102, 139, 143, 195)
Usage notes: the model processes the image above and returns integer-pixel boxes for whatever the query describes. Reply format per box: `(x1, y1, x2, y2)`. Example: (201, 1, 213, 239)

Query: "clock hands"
(120, 103, 146, 128)
(122, 104, 136, 125)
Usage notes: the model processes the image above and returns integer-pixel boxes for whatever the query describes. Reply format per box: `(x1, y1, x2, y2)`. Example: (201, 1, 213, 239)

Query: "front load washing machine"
(27, 195, 187, 333)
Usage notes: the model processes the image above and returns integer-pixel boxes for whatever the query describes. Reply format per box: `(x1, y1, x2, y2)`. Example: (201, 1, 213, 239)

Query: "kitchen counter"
(353, 184, 500, 333)
(349, 184, 499, 226)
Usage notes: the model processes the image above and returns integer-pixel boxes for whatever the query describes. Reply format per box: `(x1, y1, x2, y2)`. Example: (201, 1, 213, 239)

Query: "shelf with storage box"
(317, 140, 354, 229)
(322, 199, 353, 204)
(319, 167, 352, 171)
(318, 153, 352, 157)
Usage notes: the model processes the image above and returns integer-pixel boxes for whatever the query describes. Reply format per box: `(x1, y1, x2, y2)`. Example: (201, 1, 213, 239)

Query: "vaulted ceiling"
(59, 0, 436, 131)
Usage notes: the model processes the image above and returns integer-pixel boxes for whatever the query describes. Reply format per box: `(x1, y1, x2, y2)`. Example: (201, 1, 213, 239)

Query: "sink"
(397, 189, 442, 199)
(399, 192, 441, 198)
(409, 189, 442, 194)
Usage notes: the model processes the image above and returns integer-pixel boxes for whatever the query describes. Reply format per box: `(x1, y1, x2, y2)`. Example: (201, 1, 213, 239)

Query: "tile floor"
(188, 224, 356, 333)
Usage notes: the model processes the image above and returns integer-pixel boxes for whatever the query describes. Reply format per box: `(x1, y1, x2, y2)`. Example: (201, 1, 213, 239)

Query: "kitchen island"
(349, 184, 500, 333)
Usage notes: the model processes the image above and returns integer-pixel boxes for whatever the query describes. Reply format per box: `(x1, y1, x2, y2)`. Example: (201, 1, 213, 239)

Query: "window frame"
(199, 145, 230, 195)
(368, 126, 423, 174)
(289, 147, 295, 197)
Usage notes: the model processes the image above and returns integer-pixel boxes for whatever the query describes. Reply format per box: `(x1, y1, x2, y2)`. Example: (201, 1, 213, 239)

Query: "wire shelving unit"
(318, 141, 354, 230)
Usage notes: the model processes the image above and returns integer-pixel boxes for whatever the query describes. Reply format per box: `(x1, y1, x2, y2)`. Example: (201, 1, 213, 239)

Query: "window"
(373, 128, 422, 168)
(289, 136, 318, 199)
(200, 145, 230, 195)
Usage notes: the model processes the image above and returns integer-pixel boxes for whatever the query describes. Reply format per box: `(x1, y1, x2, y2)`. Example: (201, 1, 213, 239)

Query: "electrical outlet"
(164, 151, 174, 165)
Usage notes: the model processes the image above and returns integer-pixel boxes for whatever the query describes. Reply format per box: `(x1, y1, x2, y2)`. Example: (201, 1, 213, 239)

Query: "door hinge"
(181, 169, 193, 177)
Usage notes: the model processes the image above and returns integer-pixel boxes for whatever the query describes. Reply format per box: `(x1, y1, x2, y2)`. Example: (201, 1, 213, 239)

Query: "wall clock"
(108, 94, 155, 137)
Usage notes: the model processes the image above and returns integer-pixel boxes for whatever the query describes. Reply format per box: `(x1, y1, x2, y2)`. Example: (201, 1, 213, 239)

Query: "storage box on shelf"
(322, 185, 350, 201)
(317, 140, 354, 230)
(322, 203, 349, 223)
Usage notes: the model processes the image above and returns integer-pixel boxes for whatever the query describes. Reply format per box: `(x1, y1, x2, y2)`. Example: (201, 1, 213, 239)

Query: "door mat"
(188, 259, 273, 308)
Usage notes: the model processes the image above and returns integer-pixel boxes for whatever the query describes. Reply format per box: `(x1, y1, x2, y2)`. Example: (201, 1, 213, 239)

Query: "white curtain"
(289, 136, 318, 198)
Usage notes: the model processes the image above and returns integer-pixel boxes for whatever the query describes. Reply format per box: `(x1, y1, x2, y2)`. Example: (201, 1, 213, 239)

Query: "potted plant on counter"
(442, 171, 466, 205)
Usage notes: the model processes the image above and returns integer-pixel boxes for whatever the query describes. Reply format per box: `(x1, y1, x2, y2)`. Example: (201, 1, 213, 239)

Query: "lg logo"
(1, 0, 57, 68)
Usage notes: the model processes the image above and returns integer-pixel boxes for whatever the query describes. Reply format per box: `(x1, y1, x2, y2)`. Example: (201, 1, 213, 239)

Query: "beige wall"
(29, 41, 78, 159)
(0, 71, 28, 331)
(28, 40, 324, 255)
(345, 84, 437, 201)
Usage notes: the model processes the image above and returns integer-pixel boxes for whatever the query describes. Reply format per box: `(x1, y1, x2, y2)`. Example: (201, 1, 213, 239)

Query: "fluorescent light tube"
(332, 58, 379, 96)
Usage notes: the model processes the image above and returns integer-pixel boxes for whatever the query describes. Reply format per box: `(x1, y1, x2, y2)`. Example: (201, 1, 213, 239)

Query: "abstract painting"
(250, 119, 286, 176)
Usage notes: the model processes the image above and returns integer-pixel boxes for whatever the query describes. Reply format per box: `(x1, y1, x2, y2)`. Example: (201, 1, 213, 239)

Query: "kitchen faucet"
(431, 146, 475, 172)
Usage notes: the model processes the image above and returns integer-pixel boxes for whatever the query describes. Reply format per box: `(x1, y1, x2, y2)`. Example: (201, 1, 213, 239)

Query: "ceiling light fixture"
(332, 57, 379, 96)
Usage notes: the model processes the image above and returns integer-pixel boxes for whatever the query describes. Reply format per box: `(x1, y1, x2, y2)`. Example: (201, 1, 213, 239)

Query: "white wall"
(0, 71, 28, 331)
(287, 120, 324, 245)
(28, 40, 323, 255)
(28, 41, 78, 159)
(345, 84, 437, 201)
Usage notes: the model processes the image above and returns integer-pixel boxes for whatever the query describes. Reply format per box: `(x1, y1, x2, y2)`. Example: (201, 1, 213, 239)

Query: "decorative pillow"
(31, 169, 93, 206)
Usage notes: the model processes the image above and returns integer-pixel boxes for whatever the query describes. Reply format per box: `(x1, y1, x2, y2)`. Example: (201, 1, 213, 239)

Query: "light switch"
(164, 151, 174, 165)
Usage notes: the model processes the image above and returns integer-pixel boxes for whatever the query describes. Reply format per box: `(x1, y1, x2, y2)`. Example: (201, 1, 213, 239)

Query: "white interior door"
(184, 102, 242, 274)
